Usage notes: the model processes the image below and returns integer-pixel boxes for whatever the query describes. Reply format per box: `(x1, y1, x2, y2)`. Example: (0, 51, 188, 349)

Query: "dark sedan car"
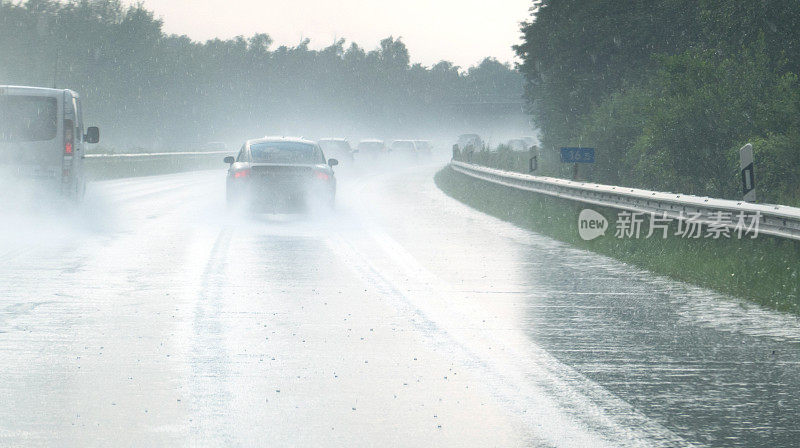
(225, 137, 338, 213)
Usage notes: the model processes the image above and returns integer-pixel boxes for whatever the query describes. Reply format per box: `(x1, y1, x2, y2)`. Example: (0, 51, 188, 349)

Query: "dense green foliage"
(437, 167, 800, 314)
(0, 0, 522, 150)
(516, 0, 800, 205)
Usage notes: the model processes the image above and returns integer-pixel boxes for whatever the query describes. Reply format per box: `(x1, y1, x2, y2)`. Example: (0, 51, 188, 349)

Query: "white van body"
(0, 85, 98, 201)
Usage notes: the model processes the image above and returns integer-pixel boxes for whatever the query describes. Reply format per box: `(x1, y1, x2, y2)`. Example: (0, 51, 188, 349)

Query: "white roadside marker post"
(740, 143, 756, 203)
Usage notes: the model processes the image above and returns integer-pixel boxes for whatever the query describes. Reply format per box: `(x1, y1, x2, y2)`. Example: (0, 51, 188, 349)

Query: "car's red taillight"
(234, 169, 250, 179)
(314, 170, 330, 181)
(64, 119, 74, 155)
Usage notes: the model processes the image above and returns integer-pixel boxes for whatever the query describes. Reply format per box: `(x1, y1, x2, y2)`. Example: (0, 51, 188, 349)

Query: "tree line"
(516, 0, 800, 205)
(0, 0, 523, 150)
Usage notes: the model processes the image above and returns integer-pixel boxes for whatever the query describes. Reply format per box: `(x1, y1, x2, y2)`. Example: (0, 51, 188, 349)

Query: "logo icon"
(578, 209, 607, 241)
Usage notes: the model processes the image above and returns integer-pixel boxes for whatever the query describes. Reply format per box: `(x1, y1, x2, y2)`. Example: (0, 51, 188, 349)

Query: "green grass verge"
(435, 166, 800, 314)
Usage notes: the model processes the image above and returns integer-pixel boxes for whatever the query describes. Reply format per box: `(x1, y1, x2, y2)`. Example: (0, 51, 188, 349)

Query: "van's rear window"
(0, 96, 58, 142)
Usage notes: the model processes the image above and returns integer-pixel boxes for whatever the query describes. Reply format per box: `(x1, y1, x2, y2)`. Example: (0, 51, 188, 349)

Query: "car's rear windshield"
(250, 142, 325, 164)
(0, 96, 58, 142)
(392, 141, 415, 151)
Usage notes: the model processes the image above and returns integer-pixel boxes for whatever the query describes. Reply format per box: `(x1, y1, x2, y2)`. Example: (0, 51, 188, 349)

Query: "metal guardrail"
(84, 150, 230, 159)
(450, 160, 800, 241)
(82, 150, 231, 180)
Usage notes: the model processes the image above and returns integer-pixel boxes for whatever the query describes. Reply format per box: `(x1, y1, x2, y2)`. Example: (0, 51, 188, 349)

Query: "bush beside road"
(516, 2, 800, 207)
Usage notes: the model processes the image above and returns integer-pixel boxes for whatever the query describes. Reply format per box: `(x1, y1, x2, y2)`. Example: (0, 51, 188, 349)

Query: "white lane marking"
(186, 227, 237, 442)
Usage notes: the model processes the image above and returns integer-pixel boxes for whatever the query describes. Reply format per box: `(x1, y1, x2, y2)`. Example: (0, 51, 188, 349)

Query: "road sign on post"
(560, 147, 595, 163)
(739, 143, 755, 202)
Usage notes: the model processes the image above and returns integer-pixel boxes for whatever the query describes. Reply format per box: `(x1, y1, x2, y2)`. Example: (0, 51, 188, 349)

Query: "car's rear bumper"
(227, 180, 334, 213)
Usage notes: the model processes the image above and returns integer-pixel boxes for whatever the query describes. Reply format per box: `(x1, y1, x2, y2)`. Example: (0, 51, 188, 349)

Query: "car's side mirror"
(224, 156, 235, 164)
(328, 158, 339, 167)
(84, 126, 100, 144)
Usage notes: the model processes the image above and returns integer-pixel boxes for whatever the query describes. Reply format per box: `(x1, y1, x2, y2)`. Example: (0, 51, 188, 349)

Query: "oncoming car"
(225, 137, 338, 213)
(0, 85, 100, 201)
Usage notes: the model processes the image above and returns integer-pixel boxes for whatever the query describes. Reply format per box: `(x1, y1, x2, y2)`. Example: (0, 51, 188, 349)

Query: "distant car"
(356, 139, 388, 159)
(225, 137, 337, 213)
(507, 139, 529, 151)
(0, 85, 100, 201)
(390, 140, 418, 161)
(317, 138, 354, 163)
(456, 134, 484, 152)
(413, 140, 433, 157)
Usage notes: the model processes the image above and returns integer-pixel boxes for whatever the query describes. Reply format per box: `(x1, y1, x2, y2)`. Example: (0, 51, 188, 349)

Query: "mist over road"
(1, 165, 798, 447)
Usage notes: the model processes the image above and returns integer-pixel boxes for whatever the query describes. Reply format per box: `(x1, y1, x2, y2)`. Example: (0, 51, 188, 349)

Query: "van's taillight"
(64, 120, 74, 155)
(62, 119, 74, 184)
(314, 171, 330, 181)
(234, 169, 250, 178)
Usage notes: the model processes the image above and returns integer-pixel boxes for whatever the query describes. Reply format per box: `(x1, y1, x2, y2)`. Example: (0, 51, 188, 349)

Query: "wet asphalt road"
(0, 164, 798, 447)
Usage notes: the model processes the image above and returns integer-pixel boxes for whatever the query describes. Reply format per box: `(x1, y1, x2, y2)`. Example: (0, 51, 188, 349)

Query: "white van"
(0, 85, 99, 201)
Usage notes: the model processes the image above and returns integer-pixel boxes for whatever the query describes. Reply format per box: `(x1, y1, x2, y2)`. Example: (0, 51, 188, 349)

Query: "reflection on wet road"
(0, 164, 798, 446)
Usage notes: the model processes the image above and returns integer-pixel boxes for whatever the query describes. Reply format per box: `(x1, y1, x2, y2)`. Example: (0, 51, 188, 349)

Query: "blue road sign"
(560, 147, 595, 163)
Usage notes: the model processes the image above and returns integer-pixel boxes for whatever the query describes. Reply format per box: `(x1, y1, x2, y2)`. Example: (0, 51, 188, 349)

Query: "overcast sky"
(128, 0, 532, 68)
